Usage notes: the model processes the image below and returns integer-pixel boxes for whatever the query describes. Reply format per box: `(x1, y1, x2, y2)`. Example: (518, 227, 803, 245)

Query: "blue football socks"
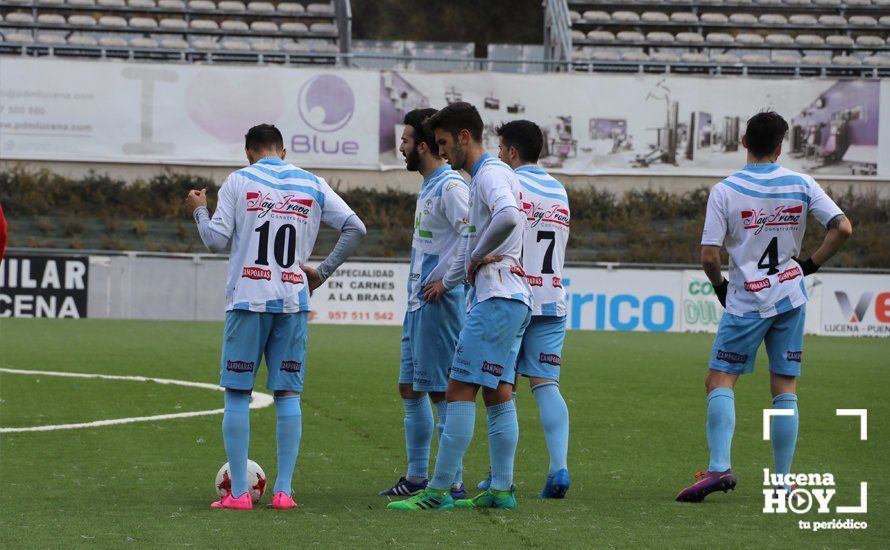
(403, 397, 434, 480)
(222, 391, 251, 498)
(273, 394, 302, 496)
(435, 399, 463, 486)
(430, 401, 475, 490)
(532, 382, 569, 474)
(771, 393, 799, 478)
(706, 387, 735, 473)
(488, 400, 519, 491)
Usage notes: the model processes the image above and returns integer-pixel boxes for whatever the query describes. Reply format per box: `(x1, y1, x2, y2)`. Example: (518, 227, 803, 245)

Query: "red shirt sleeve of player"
(0, 202, 7, 262)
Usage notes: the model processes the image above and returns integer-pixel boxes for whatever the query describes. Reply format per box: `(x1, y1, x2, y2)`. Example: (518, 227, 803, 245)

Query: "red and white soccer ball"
(215, 460, 266, 503)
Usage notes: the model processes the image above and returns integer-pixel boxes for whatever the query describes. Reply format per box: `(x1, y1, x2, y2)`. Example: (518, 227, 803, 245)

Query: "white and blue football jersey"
(406, 164, 469, 311)
(465, 153, 533, 311)
(515, 165, 570, 317)
(207, 156, 356, 313)
(702, 163, 843, 318)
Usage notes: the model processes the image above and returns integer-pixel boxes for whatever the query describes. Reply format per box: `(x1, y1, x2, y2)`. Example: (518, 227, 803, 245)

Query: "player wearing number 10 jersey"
(676, 111, 852, 503)
(496, 120, 572, 499)
(187, 124, 366, 510)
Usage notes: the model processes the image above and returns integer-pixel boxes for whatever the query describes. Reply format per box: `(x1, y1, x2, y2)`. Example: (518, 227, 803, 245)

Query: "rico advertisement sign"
(819, 274, 890, 337)
(0, 255, 88, 318)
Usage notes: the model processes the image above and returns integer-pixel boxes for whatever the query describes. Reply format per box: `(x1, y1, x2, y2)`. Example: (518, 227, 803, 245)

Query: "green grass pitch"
(0, 319, 886, 548)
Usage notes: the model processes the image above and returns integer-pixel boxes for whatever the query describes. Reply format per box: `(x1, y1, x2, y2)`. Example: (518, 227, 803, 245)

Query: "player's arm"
(796, 214, 852, 275)
(422, 181, 469, 303)
(701, 185, 728, 307)
(302, 181, 367, 292)
(187, 181, 234, 253)
(306, 214, 367, 291)
(794, 180, 852, 275)
(467, 172, 521, 285)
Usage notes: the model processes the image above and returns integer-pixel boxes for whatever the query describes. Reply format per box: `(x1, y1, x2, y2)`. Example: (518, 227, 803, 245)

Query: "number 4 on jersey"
(757, 237, 780, 275)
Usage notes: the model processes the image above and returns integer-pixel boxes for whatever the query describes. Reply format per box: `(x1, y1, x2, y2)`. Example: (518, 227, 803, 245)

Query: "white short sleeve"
(807, 178, 844, 227)
(441, 180, 470, 235)
(208, 174, 239, 239)
(477, 168, 518, 214)
(319, 178, 356, 229)
(701, 185, 727, 246)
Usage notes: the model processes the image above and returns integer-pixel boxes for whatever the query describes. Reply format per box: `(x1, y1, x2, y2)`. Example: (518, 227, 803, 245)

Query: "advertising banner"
(562, 267, 681, 332)
(818, 273, 890, 337)
(680, 270, 724, 333)
(2, 58, 887, 178)
(0, 58, 380, 168)
(0, 255, 89, 318)
(308, 261, 407, 326)
(379, 72, 885, 178)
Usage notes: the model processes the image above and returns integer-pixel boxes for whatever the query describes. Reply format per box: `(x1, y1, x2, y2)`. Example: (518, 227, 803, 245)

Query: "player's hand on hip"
(467, 255, 502, 286)
(186, 188, 208, 211)
(422, 279, 448, 304)
(301, 265, 322, 294)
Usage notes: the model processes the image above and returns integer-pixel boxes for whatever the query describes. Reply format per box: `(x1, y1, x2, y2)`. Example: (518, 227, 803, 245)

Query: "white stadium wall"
(1, 254, 887, 337)
(1, 57, 889, 181)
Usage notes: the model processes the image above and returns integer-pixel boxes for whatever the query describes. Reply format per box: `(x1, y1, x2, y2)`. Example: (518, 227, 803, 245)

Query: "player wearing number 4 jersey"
(187, 124, 366, 510)
(676, 111, 852, 503)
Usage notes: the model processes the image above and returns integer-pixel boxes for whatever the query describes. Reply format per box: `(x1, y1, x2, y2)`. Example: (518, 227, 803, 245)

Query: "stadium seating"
(2, 0, 887, 75)
(564, 0, 890, 75)
(0, 0, 347, 64)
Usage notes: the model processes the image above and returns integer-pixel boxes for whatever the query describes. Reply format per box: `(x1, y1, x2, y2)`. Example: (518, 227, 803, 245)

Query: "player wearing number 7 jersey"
(187, 124, 366, 510)
(676, 111, 852, 503)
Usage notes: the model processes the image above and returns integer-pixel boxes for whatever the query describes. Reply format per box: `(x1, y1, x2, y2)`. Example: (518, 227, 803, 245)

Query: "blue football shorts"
(220, 310, 308, 391)
(517, 315, 567, 381)
(398, 286, 465, 393)
(709, 304, 805, 377)
(450, 297, 532, 390)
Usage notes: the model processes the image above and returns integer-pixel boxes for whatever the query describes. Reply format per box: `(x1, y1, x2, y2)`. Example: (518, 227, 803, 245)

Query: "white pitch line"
(0, 367, 274, 433)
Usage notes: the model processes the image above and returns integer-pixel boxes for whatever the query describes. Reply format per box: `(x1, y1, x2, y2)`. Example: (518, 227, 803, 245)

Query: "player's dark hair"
(423, 102, 484, 142)
(744, 110, 788, 158)
(403, 108, 439, 155)
(496, 120, 544, 163)
(244, 124, 284, 152)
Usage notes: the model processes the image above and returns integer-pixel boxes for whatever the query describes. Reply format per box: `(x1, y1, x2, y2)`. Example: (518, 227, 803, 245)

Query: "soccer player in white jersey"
(186, 124, 366, 510)
(379, 108, 470, 500)
(676, 111, 852, 503)
(491, 120, 572, 498)
(388, 102, 533, 511)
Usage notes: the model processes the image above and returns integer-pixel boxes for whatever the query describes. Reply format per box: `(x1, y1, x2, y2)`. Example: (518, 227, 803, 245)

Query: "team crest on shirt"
(246, 191, 313, 219)
(741, 205, 802, 235)
(520, 195, 570, 228)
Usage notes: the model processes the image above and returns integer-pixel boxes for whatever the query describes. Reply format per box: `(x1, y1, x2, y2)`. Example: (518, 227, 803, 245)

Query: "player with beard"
(388, 102, 532, 511)
(379, 108, 470, 500)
